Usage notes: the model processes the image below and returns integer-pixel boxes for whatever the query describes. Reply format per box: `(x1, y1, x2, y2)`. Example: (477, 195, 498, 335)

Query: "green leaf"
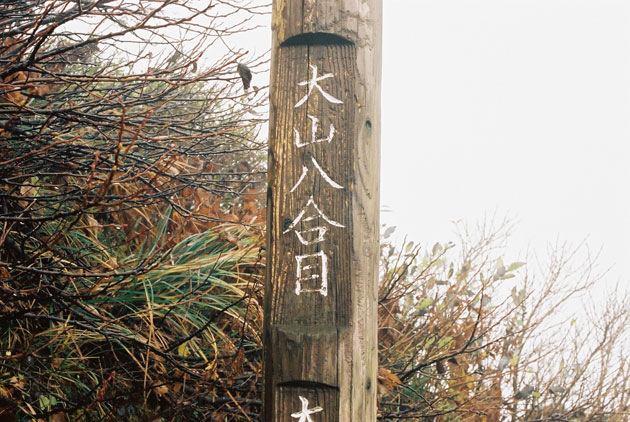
(438, 336, 453, 349)
(418, 297, 433, 310)
(383, 226, 396, 239)
(431, 258, 445, 269)
(494, 257, 506, 279)
(39, 395, 52, 410)
(507, 261, 526, 272)
(432, 242, 442, 255)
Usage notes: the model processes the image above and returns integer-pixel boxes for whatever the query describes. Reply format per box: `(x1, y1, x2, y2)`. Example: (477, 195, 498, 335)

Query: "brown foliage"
(376, 223, 629, 422)
(1, 1, 269, 420)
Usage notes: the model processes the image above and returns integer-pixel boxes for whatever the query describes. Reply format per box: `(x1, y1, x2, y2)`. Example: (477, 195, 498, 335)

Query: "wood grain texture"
(276, 386, 339, 422)
(268, 44, 355, 327)
(265, 1, 381, 421)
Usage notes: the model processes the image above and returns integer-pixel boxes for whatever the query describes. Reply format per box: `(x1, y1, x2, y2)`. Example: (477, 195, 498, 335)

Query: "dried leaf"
(377, 367, 402, 396)
(154, 384, 169, 397)
(231, 349, 245, 374)
(49, 411, 66, 422)
(9, 376, 25, 390)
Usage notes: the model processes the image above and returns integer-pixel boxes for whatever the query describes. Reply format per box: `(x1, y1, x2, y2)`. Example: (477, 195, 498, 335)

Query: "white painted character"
(290, 155, 343, 193)
(295, 65, 343, 108)
(294, 115, 336, 148)
(283, 195, 344, 246)
(294, 251, 328, 296)
(291, 396, 323, 422)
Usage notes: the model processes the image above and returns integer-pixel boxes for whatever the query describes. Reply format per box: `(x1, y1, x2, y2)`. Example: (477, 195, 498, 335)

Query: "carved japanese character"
(295, 65, 343, 108)
(294, 115, 336, 148)
(283, 196, 344, 245)
(291, 396, 323, 422)
(294, 251, 328, 296)
(290, 155, 343, 193)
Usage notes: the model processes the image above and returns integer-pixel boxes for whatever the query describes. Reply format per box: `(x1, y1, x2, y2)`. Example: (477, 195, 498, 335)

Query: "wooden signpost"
(264, 1, 382, 421)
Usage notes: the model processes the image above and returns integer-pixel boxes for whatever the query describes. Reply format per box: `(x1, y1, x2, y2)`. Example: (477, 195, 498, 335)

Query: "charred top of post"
(281, 32, 353, 47)
(272, 0, 381, 48)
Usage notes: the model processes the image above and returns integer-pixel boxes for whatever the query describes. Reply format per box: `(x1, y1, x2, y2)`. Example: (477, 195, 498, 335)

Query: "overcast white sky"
(380, 1, 630, 283)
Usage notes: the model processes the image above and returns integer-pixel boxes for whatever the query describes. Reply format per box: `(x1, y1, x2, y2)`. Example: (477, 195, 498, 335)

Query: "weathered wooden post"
(264, 1, 382, 421)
